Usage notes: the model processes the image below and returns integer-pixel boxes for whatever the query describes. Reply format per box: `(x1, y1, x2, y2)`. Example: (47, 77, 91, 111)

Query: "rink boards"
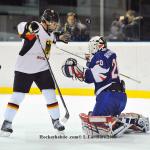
(0, 42, 150, 98)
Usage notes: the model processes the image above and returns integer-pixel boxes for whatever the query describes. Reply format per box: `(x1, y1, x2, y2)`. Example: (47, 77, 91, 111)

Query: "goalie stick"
(37, 36, 69, 123)
(55, 45, 141, 84)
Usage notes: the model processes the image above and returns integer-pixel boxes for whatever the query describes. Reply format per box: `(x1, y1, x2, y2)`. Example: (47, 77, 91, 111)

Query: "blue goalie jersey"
(84, 48, 127, 116)
(85, 48, 120, 95)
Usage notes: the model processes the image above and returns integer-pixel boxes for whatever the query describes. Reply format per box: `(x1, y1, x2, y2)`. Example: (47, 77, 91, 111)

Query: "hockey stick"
(55, 45, 141, 84)
(37, 36, 69, 123)
(119, 73, 141, 84)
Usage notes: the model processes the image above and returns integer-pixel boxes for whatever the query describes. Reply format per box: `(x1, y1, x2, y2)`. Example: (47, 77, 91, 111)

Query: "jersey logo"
(45, 40, 52, 58)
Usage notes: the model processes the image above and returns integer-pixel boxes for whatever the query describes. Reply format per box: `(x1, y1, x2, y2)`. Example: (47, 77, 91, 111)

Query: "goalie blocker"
(79, 113, 149, 138)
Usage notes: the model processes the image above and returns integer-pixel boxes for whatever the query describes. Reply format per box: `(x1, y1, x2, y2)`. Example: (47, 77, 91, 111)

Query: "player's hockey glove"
(20, 22, 38, 40)
(28, 21, 39, 33)
(61, 58, 85, 81)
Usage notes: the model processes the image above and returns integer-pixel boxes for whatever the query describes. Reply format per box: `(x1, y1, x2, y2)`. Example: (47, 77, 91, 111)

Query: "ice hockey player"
(62, 36, 149, 137)
(0, 9, 71, 137)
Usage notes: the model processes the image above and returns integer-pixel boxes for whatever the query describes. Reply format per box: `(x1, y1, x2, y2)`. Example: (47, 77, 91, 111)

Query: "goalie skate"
(0, 120, 13, 137)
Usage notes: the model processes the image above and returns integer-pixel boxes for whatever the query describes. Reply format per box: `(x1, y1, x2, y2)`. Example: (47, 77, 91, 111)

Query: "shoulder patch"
(104, 50, 115, 59)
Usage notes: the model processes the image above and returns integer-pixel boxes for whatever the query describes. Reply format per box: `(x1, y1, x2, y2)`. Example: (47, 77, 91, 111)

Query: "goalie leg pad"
(79, 113, 130, 138)
(79, 113, 112, 138)
(119, 113, 149, 133)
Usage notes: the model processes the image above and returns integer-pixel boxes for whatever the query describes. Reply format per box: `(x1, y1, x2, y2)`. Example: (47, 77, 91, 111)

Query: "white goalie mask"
(88, 36, 107, 54)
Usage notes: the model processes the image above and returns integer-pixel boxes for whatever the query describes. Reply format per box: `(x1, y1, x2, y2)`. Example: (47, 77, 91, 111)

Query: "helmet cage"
(88, 36, 107, 54)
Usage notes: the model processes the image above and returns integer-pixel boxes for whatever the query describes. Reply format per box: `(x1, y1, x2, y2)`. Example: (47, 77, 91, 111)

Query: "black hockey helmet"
(41, 9, 59, 23)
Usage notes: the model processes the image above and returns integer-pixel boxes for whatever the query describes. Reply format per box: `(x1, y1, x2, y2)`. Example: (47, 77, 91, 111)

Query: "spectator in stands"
(62, 12, 89, 41)
(107, 17, 126, 41)
(121, 10, 142, 41)
(107, 10, 142, 41)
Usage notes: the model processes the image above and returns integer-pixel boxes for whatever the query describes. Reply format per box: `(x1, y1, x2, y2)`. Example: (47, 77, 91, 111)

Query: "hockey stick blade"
(61, 112, 70, 123)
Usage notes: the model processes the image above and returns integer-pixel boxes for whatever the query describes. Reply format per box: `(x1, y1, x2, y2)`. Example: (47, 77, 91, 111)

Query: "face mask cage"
(88, 37, 106, 54)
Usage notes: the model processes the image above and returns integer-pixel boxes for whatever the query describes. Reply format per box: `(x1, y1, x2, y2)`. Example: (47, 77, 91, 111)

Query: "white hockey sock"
(42, 89, 60, 120)
(4, 92, 25, 122)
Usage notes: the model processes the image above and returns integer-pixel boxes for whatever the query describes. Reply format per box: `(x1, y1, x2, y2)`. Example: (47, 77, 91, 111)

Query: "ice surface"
(0, 94, 150, 150)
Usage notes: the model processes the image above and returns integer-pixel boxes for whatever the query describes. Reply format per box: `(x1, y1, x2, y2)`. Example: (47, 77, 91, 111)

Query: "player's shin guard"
(119, 113, 149, 133)
(1, 92, 25, 136)
(47, 102, 60, 119)
(79, 113, 130, 138)
(42, 89, 60, 119)
(4, 92, 25, 122)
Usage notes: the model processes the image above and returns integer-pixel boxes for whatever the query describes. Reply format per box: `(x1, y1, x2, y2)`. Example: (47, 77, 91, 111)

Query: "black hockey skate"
(52, 119, 65, 131)
(0, 120, 13, 137)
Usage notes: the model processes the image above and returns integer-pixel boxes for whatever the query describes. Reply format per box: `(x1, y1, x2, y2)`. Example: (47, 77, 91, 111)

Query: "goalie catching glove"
(61, 58, 85, 81)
